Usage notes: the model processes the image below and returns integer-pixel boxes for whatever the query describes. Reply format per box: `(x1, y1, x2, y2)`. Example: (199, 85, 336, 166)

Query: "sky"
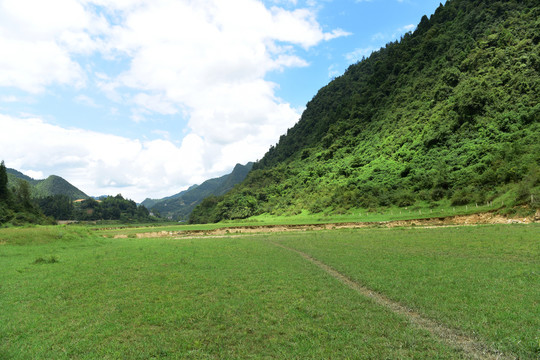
(0, 0, 443, 202)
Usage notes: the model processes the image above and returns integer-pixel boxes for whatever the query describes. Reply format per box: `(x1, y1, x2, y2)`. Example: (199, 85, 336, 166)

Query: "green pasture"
(0, 224, 538, 359)
(274, 224, 540, 359)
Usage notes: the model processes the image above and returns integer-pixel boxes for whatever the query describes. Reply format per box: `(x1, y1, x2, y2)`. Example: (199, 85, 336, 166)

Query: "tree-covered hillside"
(149, 162, 253, 220)
(141, 185, 198, 210)
(2, 165, 156, 223)
(190, 0, 539, 223)
(1, 162, 52, 225)
(7, 169, 88, 200)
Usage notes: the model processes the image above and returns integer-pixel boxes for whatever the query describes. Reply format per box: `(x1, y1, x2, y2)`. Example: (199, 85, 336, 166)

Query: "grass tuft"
(32, 255, 59, 264)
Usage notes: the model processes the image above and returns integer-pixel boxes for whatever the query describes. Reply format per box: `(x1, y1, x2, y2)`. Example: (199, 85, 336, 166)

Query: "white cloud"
(0, 95, 19, 103)
(151, 129, 171, 140)
(347, 23, 416, 64)
(0, 114, 211, 201)
(328, 64, 341, 79)
(371, 32, 385, 42)
(392, 23, 415, 38)
(0, 0, 107, 92)
(132, 93, 177, 116)
(0, 37, 85, 93)
(98, 0, 346, 177)
(346, 47, 377, 63)
(0, 0, 348, 200)
(22, 170, 44, 180)
(75, 94, 99, 107)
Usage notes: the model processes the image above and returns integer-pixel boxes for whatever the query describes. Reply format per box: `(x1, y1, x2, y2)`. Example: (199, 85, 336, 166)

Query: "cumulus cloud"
(0, 0, 348, 200)
(0, 114, 209, 201)
(100, 0, 348, 169)
(0, 0, 108, 92)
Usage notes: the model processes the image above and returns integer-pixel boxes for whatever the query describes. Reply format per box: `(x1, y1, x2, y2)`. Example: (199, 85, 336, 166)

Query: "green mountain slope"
(149, 162, 253, 220)
(33, 175, 88, 200)
(6, 168, 37, 185)
(191, 0, 539, 223)
(7, 169, 88, 200)
(141, 184, 198, 209)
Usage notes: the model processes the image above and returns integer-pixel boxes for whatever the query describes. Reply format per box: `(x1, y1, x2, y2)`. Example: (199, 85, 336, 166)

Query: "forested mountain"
(190, 0, 539, 223)
(1, 162, 52, 225)
(7, 168, 88, 200)
(1, 163, 156, 222)
(70, 195, 154, 222)
(141, 184, 198, 209)
(148, 162, 253, 220)
(6, 168, 34, 183)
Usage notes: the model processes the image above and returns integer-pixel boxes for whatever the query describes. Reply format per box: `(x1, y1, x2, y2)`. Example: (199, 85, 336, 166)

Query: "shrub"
(394, 190, 416, 207)
(450, 188, 474, 206)
(33, 256, 59, 265)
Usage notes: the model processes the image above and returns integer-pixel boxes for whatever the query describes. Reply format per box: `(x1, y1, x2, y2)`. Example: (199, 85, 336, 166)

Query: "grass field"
(1, 224, 538, 359)
(273, 225, 540, 359)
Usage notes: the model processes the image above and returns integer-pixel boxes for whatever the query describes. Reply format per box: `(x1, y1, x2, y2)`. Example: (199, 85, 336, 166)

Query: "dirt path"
(270, 241, 515, 360)
(112, 211, 538, 239)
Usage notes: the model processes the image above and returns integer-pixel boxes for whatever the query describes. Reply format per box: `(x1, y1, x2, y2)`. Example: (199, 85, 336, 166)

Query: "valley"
(1, 1, 538, 358)
(1, 223, 537, 359)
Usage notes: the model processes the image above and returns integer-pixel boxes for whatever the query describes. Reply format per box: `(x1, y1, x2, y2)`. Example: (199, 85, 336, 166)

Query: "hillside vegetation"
(1, 162, 52, 225)
(191, 0, 540, 223)
(147, 162, 253, 221)
(7, 168, 88, 200)
(2, 164, 155, 224)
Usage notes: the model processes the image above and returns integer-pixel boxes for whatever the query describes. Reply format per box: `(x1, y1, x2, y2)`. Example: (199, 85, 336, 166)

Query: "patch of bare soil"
(271, 241, 516, 360)
(112, 211, 537, 239)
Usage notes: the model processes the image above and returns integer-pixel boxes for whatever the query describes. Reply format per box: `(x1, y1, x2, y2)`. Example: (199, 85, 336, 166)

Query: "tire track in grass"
(270, 241, 514, 360)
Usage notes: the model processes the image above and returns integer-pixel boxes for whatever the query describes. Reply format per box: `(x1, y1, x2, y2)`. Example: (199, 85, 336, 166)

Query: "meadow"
(0, 223, 538, 359)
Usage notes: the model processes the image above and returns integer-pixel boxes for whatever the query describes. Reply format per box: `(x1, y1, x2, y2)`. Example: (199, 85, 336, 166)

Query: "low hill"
(148, 162, 253, 220)
(190, 0, 539, 223)
(7, 169, 88, 200)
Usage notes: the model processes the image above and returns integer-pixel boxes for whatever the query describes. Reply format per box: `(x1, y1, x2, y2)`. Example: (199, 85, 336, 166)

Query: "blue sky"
(0, 0, 443, 202)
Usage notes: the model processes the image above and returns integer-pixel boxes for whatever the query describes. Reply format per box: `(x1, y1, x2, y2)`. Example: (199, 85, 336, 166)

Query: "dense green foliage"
(37, 194, 155, 222)
(191, 0, 540, 223)
(1, 163, 155, 223)
(72, 194, 154, 222)
(0, 162, 52, 225)
(0, 161, 8, 202)
(33, 175, 88, 200)
(36, 195, 75, 220)
(147, 162, 253, 221)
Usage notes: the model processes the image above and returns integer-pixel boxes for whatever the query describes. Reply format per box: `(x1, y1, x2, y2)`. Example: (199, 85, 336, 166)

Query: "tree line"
(0, 161, 157, 225)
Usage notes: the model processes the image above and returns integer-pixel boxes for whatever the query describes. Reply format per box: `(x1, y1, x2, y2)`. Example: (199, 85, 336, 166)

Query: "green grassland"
(274, 225, 540, 359)
(1, 224, 538, 359)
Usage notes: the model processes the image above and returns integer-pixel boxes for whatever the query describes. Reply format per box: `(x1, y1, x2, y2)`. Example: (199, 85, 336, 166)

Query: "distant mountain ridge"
(145, 162, 253, 220)
(7, 168, 88, 200)
(141, 184, 199, 209)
